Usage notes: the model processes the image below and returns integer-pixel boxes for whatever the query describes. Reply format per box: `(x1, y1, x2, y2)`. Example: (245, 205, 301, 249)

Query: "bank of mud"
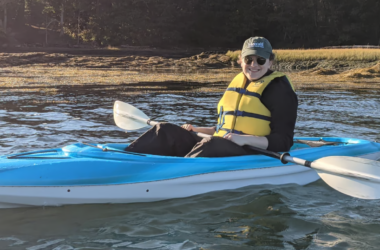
(0, 51, 379, 94)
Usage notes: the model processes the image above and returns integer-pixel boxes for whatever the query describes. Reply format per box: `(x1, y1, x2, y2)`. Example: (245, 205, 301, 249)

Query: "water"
(0, 85, 380, 249)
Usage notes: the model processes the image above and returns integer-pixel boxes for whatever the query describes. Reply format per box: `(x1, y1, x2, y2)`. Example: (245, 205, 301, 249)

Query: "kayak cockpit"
(86, 137, 367, 155)
(3, 137, 376, 162)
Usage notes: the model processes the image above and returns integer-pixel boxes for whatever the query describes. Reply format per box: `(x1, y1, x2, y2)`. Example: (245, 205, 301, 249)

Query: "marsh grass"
(286, 72, 380, 90)
(226, 50, 240, 62)
(226, 49, 380, 62)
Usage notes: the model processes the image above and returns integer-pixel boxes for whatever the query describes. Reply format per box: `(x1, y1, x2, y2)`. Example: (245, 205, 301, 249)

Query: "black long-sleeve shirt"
(260, 70, 298, 152)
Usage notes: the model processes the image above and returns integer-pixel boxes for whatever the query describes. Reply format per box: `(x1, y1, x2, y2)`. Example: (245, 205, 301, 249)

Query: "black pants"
(125, 123, 256, 157)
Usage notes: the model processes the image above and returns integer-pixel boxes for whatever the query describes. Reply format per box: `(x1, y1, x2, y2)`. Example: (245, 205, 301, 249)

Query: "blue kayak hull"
(0, 137, 379, 208)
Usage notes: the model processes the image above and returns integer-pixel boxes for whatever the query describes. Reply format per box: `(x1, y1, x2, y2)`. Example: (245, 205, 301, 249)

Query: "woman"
(125, 37, 298, 157)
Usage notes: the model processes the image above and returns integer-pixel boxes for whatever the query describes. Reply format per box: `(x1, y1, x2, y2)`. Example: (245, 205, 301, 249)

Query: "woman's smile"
(248, 68, 261, 72)
(242, 57, 272, 81)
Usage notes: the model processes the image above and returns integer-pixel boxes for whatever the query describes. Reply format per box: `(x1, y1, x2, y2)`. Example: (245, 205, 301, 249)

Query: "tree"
(2, 0, 380, 48)
(43, 0, 68, 36)
(0, 0, 13, 33)
(14, 0, 26, 28)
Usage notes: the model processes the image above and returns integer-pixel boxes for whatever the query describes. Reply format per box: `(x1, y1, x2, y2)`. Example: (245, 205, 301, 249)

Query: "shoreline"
(0, 50, 379, 93)
(1, 50, 379, 71)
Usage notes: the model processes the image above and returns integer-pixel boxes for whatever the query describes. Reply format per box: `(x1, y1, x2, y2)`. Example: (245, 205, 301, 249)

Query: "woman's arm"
(223, 133, 268, 149)
(262, 77, 298, 152)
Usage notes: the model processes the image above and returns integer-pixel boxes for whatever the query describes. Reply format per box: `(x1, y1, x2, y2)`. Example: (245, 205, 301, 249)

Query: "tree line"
(0, 0, 379, 48)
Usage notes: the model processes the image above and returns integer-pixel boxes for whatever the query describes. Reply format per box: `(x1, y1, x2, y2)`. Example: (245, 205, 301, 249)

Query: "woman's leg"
(125, 123, 202, 157)
(185, 136, 252, 158)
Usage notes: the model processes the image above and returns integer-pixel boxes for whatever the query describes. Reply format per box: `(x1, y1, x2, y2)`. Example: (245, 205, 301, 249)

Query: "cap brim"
(241, 49, 271, 59)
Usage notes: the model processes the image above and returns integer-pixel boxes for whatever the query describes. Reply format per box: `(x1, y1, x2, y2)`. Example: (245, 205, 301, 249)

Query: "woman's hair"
(237, 53, 276, 64)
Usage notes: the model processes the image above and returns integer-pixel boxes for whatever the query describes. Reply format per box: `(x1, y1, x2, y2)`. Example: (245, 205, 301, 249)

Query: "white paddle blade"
(311, 156, 380, 199)
(113, 101, 150, 130)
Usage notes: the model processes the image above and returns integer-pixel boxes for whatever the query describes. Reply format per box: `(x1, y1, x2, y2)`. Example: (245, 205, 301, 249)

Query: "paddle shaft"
(193, 132, 380, 182)
(195, 132, 312, 166)
(243, 144, 312, 167)
(245, 142, 380, 183)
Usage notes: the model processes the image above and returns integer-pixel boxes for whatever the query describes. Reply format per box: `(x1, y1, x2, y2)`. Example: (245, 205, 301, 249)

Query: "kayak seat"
(103, 143, 130, 151)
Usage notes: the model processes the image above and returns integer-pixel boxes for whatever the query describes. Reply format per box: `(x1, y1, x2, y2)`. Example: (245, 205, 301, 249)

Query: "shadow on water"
(0, 82, 380, 249)
(0, 80, 228, 94)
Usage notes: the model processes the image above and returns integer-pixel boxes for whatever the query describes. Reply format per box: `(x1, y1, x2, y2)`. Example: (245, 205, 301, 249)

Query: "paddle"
(113, 100, 212, 138)
(113, 100, 380, 200)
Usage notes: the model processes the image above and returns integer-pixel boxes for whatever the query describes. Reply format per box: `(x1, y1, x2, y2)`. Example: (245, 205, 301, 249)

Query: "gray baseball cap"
(241, 37, 273, 59)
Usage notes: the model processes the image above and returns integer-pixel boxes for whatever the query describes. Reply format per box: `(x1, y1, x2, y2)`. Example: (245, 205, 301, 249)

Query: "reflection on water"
(0, 83, 380, 249)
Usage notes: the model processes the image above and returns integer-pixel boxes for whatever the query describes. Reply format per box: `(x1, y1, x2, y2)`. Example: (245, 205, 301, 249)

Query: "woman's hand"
(181, 125, 216, 136)
(181, 124, 196, 132)
(223, 133, 246, 146)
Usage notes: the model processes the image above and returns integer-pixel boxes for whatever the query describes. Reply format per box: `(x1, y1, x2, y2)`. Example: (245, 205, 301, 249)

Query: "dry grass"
(276, 49, 380, 61)
(287, 71, 380, 90)
(299, 68, 337, 76)
(341, 63, 380, 79)
(226, 50, 240, 61)
(227, 49, 380, 62)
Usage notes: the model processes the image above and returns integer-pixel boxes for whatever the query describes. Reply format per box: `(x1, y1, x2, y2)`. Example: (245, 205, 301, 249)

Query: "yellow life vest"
(213, 71, 295, 137)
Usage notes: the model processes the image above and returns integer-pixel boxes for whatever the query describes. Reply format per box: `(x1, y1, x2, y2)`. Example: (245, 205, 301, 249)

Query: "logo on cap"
(248, 42, 264, 48)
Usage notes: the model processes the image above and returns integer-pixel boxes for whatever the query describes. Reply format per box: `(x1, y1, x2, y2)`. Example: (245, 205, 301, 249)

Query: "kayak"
(0, 137, 380, 208)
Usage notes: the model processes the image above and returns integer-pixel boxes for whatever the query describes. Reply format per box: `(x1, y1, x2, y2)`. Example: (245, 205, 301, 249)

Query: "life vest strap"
(219, 128, 247, 135)
(226, 88, 261, 98)
(223, 111, 271, 122)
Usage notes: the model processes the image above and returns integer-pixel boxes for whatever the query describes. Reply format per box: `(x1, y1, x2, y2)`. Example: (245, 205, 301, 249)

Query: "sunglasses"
(244, 56, 267, 66)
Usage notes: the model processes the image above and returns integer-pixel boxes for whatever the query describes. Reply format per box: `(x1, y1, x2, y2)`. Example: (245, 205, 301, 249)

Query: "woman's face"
(241, 55, 272, 81)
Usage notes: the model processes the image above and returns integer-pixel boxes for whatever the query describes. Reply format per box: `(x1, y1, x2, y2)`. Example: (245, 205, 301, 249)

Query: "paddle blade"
(113, 101, 150, 130)
(312, 156, 380, 199)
